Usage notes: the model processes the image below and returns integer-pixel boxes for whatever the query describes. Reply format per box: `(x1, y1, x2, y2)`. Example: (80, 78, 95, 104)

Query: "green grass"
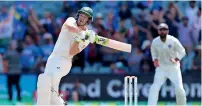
(0, 99, 200, 106)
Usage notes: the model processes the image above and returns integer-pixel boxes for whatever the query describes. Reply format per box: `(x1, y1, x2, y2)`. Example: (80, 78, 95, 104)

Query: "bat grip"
(94, 35, 109, 46)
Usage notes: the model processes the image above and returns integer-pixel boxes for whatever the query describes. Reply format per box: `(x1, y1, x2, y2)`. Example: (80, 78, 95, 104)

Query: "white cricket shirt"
(51, 17, 88, 58)
(151, 35, 186, 66)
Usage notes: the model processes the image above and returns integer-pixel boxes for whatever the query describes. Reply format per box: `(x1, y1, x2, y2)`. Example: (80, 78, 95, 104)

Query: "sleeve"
(63, 17, 80, 33)
(150, 40, 158, 61)
(174, 38, 186, 60)
(64, 17, 76, 26)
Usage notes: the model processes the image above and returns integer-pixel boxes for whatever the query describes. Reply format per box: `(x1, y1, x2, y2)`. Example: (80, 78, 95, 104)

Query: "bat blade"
(95, 35, 132, 53)
(106, 39, 132, 53)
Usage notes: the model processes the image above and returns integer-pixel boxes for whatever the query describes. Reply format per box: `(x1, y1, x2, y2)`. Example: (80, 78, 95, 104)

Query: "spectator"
(98, 26, 119, 67)
(140, 58, 153, 73)
(181, 46, 195, 72)
(62, 1, 73, 18)
(114, 20, 129, 66)
(85, 44, 99, 65)
(128, 47, 144, 74)
(141, 40, 152, 59)
(164, 11, 178, 38)
(104, 11, 119, 32)
(0, 5, 8, 21)
(175, 16, 194, 48)
(27, 7, 41, 34)
(110, 62, 125, 74)
(0, 53, 4, 73)
(149, 9, 162, 38)
(4, 40, 22, 103)
(40, 33, 54, 61)
(0, 6, 14, 49)
(191, 7, 201, 46)
(128, 18, 152, 46)
(100, 45, 119, 67)
(151, 1, 164, 11)
(20, 35, 41, 73)
(34, 60, 46, 75)
(92, 13, 107, 38)
(199, 30, 201, 43)
(141, 40, 154, 71)
(104, 1, 119, 10)
(72, 90, 79, 102)
(13, 5, 28, 40)
(167, 2, 181, 22)
(185, 1, 198, 25)
(137, 1, 150, 10)
(118, 3, 132, 21)
(40, 12, 59, 43)
(136, 12, 150, 30)
(72, 50, 85, 70)
(115, 20, 128, 42)
(191, 45, 201, 71)
(72, 79, 85, 101)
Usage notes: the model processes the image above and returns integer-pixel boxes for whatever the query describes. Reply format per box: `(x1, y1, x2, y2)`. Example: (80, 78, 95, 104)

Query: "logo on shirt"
(168, 44, 172, 48)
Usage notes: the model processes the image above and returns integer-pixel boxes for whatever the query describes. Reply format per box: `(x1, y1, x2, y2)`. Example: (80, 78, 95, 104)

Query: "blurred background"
(0, 1, 201, 106)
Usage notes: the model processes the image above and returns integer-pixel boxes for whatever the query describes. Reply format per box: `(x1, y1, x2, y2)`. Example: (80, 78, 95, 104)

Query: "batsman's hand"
(153, 59, 159, 67)
(78, 40, 89, 51)
(73, 31, 87, 43)
(74, 30, 96, 44)
(86, 30, 96, 43)
(74, 31, 90, 51)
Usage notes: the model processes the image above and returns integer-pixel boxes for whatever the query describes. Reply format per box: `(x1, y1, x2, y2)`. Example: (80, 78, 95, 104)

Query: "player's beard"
(159, 34, 167, 39)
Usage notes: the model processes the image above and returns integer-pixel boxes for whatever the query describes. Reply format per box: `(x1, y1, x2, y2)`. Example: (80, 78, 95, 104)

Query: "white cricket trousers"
(36, 55, 72, 105)
(148, 64, 186, 106)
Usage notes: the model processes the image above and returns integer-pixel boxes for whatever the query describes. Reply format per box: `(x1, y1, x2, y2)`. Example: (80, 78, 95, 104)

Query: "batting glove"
(86, 30, 96, 43)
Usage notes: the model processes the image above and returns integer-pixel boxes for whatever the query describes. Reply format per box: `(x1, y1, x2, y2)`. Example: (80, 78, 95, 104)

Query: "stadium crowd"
(0, 1, 201, 75)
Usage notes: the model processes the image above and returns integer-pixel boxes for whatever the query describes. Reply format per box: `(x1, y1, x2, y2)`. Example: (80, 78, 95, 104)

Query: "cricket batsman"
(36, 7, 97, 105)
(148, 23, 187, 105)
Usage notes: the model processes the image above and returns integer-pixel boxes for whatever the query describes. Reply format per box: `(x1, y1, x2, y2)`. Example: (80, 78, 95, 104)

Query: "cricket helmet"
(76, 7, 93, 23)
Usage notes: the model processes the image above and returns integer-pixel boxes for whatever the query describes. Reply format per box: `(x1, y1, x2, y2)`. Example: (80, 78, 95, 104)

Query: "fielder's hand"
(169, 58, 179, 64)
(153, 59, 159, 67)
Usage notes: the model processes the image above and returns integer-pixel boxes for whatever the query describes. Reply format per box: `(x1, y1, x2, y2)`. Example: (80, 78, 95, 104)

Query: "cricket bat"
(94, 35, 132, 53)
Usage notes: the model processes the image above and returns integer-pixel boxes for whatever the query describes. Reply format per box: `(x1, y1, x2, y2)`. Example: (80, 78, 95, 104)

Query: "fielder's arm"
(150, 40, 158, 61)
(150, 40, 160, 67)
(94, 35, 131, 53)
(174, 38, 186, 60)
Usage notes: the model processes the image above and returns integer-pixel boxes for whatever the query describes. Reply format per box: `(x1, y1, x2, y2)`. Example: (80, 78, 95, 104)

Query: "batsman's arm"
(64, 17, 80, 33)
(174, 38, 186, 60)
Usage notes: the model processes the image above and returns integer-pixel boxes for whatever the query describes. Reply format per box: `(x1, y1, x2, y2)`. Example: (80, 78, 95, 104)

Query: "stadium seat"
(98, 67, 111, 74)
(70, 66, 82, 74)
(131, 8, 142, 18)
(83, 66, 94, 74)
